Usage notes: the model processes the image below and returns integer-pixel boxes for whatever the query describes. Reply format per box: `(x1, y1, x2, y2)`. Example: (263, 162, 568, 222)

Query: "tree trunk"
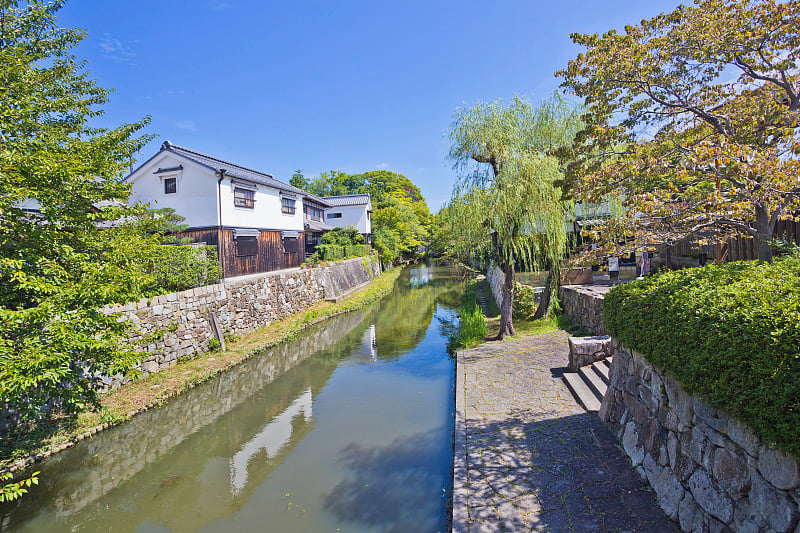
(495, 262, 516, 340)
(532, 269, 555, 320)
(754, 204, 774, 262)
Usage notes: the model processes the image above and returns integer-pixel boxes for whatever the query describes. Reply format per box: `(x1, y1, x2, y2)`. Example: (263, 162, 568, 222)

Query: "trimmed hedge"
(315, 244, 371, 261)
(603, 255, 800, 457)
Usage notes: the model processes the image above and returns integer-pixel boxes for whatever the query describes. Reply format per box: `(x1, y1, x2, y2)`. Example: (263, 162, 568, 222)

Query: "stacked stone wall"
(602, 344, 800, 533)
(101, 256, 381, 386)
(558, 284, 610, 335)
(486, 265, 504, 309)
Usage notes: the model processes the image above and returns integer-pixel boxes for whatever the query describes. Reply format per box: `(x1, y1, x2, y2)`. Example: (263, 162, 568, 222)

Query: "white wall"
(127, 152, 304, 231)
(127, 153, 219, 228)
(325, 204, 371, 234)
(218, 178, 304, 231)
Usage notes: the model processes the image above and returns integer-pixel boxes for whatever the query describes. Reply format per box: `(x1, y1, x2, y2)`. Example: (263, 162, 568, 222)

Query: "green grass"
(447, 287, 488, 353)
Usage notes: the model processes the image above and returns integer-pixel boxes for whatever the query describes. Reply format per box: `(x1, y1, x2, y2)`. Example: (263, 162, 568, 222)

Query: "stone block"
(750, 471, 799, 533)
(758, 445, 800, 491)
(675, 451, 698, 482)
(688, 469, 734, 524)
(694, 397, 728, 434)
(712, 448, 750, 499)
(140, 360, 158, 373)
(567, 335, 613, 370)
(678, 492, 703, 532)
(733, 500, 766, 533)
(681, 426, 707, 465)
(643, 453, 684, 519)
(727, 418, 759, 458)
(664, 374, 694, 425)
(623, 421, 645, 467)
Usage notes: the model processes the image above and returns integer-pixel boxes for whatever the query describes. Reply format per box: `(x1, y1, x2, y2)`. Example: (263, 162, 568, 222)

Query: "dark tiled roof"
(163, 141, 307, 195)
(128, 141, 331, 206)
(304, 219, 333, 232)
(321, 194, 371, 207)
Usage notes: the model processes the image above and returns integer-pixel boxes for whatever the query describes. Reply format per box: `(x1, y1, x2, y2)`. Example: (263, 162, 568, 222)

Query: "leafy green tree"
(306, 168, 432, 264)
(0, 471, 38, 502)
(321, 226, 365, 246)
(446, 94, 582, 338)
(557, 0, 800, 262)
(289, 169, 310, 191)
(135, 208, 190, 244)
(0, 1, 153, 421)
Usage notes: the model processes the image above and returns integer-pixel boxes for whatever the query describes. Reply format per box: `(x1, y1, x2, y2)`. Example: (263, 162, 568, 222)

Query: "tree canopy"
(0, 1, 155, 420)
(306, 169, 431, 264)
(557, 0, 800, 261)
(444, 94, 583, 338)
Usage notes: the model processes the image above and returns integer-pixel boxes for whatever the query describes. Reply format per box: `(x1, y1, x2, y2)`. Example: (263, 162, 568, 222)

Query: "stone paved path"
(452, 331, 680, 532)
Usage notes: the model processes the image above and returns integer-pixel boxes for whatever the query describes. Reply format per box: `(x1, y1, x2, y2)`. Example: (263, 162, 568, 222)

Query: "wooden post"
(208, 311, 226, 351)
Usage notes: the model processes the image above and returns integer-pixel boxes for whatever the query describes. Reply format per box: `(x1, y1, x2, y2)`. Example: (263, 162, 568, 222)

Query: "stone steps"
(563, 358, 612, 412)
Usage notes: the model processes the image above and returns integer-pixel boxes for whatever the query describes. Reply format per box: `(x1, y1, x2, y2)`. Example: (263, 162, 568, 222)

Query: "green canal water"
(1, 266, 466, 533)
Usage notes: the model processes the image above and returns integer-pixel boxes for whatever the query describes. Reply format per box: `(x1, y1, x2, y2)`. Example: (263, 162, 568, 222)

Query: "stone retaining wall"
(558, 284, 610, 335)
(602, 343, 800, 533)
(487, 265, 504, 309)
(102, 256, 381, 386)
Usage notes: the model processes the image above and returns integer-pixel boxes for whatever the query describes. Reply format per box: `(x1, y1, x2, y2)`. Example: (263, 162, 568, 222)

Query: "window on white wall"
(234, 188, 255, 209)
(164, 177, 177, 194)
(281, 197, 296, 215)
(328, 212, 342, 219)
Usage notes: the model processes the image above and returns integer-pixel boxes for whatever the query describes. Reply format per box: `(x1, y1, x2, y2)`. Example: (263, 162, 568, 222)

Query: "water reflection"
(2, 266, 465, 533)
(230, 387, 312, 494)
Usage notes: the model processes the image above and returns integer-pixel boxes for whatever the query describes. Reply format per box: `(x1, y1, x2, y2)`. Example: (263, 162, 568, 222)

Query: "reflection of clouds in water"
(341, 325, 377, 366)
(324, 429, 448, 533)
(229, 388, 312, 494)
(409, 266, 433, 287)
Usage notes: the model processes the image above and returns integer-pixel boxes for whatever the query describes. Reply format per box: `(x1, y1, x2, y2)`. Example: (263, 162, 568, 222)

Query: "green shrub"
(603, 255, 800, 457)
(321, 227, 364, 246)
(313, 243, 372, 262)
(513, 282, 538, 320)
(447, 289, 488, 353)
(140, 244, 222, 293)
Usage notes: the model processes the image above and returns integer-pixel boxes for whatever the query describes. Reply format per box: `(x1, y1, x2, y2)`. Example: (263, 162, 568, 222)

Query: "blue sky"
(59, 0, 682, 210)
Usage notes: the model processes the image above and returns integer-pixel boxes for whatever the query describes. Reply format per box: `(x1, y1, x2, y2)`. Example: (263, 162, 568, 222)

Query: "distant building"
(321, 194, 372, 244)
(125, 141, 333, 278)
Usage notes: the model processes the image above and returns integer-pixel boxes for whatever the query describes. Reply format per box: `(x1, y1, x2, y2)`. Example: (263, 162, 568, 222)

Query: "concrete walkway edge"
(452, 349, 468, 532)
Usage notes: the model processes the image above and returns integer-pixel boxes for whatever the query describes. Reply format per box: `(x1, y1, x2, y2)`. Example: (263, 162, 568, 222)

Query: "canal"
(1, 265, 466, 533)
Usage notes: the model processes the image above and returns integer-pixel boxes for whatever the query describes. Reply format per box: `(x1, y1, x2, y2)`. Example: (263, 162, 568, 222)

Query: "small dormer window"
(164, 177, 177, 194)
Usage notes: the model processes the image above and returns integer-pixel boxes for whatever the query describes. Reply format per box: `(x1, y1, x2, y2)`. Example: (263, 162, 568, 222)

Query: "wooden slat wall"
(177, 228, 305, 278)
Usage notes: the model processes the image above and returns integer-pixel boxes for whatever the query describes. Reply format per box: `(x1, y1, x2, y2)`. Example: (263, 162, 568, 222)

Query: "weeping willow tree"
(446, 94, 582, 339)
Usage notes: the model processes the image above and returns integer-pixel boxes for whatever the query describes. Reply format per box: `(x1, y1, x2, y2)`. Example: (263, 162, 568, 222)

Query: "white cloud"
(99, 33, 136, 63)
(375, 162, 390, 170)
(174, 120, 196, 131)
(208, 1, 231, 10)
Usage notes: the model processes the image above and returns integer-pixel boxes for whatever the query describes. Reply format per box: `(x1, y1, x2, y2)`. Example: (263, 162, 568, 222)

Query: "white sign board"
(608, 256, 619, 272)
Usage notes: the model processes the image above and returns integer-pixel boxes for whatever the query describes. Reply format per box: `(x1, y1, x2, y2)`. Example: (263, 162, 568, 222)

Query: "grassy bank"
(476, 278, 590, 340)
(1, 267, 404, 471)
(453, 278, 590, 347)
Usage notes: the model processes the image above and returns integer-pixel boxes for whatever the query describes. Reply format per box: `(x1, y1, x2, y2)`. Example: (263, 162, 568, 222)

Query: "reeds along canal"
(1, 265, 467, 533)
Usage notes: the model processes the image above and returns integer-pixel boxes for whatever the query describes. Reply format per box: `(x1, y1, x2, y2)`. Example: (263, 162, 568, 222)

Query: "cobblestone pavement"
(452, 331, 680, 532)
